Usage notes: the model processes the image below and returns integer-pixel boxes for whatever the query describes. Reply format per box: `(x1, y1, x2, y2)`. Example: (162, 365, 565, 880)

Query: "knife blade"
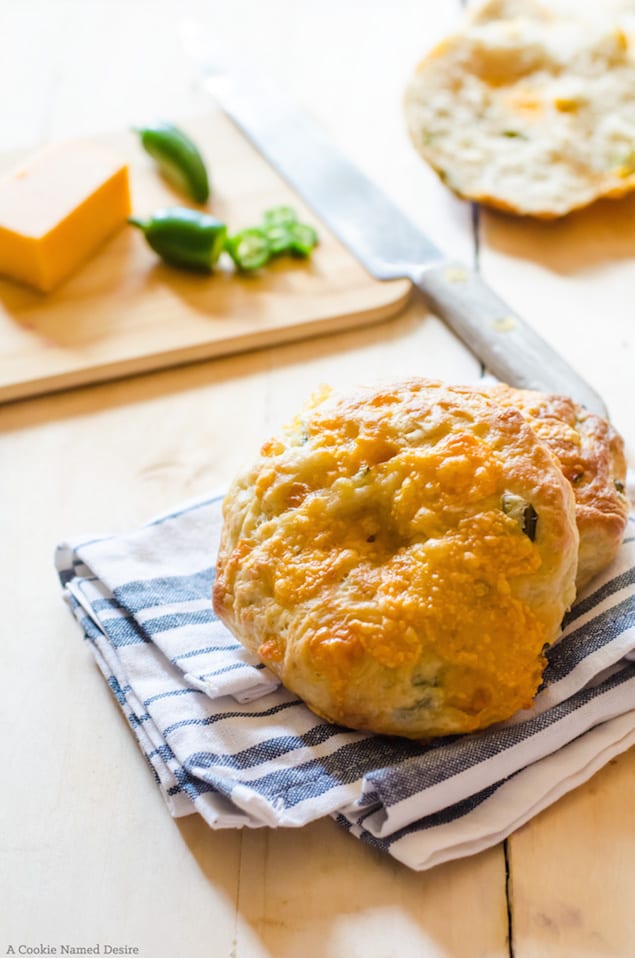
(182, 29, 607, 418)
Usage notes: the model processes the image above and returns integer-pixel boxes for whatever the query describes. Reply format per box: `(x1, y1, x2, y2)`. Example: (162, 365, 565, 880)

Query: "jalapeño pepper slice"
(288, 222, 319, 257)
(136, 123, 210, 203)
(129, 207, 227, 272)
(263, 224, 293, 255)
(261, 208, 319, 258)
(224, 229, 272, 271)
(262, 205, 298, 228)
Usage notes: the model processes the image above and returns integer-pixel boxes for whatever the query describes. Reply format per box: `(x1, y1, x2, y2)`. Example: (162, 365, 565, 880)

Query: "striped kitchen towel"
(55, 493, 635, 871)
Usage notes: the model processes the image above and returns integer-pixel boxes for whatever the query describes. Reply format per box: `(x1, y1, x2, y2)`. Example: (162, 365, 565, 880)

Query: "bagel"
(213, 379, 579, 738)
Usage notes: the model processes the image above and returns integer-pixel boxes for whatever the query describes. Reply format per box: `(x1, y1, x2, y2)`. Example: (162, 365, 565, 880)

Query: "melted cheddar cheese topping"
(214, 380, 578, 738)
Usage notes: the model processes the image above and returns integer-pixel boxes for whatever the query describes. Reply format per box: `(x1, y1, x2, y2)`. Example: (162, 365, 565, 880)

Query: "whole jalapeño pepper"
(136, 123, 210, 203)
(129, 207, 227, 272)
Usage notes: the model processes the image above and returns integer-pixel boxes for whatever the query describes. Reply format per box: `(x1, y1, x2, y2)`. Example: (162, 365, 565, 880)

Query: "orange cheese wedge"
(0, 141, 131, 292)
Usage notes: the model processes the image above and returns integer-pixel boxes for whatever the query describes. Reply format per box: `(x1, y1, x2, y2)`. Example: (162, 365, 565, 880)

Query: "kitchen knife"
(183, 34, 607, 418)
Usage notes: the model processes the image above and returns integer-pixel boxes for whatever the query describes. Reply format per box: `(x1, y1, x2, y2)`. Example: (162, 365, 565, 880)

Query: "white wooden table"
(2, 2, 633, 956)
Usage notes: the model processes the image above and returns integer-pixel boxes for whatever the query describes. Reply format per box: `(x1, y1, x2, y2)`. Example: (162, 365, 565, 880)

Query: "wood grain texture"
(0, 113, 410, 402)
(508, 749, 635, 958)
(234, 821, 508, 958)
(479, 199, 635, 458)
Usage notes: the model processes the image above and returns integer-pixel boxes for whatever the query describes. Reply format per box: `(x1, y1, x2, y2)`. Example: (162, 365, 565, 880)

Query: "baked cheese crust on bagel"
(214, 379, 579, 738)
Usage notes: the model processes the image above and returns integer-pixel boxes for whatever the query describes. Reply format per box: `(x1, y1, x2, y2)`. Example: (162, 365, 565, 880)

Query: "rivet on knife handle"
(416, 261, 608, 419)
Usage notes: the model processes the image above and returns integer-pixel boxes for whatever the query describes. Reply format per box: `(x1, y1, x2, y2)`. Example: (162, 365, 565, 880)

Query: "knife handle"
(415, 261, 608, 418)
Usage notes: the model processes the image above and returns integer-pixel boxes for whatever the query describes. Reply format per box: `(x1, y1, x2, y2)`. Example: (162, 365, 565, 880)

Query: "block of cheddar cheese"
(0, 141, 131, 292)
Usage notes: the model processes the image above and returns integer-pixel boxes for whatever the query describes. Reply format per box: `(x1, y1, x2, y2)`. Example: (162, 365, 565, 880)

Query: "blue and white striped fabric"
(55, 493, 635, 871)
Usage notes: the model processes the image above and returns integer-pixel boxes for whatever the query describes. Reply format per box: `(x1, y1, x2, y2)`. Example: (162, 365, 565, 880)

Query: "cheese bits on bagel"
(213, 379, 580, 739)
(404, 0, 635, 217)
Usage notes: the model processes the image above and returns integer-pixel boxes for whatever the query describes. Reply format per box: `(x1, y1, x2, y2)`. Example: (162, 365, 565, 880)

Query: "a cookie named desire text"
(4, 947, 140, 956)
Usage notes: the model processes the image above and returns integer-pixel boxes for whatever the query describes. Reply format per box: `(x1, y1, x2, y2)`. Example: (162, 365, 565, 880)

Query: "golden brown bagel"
(214, 379, 578, 739)
(404, 0, 635, 217)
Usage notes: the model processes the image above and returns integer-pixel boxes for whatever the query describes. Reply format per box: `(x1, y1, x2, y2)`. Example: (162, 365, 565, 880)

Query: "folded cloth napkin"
(55, 492, 635, 871)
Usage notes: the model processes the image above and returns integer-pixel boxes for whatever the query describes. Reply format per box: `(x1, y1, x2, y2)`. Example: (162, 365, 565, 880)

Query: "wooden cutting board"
(0, 112, 411, 403)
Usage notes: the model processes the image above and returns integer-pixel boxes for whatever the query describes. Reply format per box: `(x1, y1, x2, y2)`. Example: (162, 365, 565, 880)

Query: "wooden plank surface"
(2, 1, 633, 957)
(471, 1, 635, 955)
(0, 2, 507, 958)
(0, 113, 410, 402)
(479, 200, 635, 457)
(508, 749, 635, 958)
(234, 822, 507, 958)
